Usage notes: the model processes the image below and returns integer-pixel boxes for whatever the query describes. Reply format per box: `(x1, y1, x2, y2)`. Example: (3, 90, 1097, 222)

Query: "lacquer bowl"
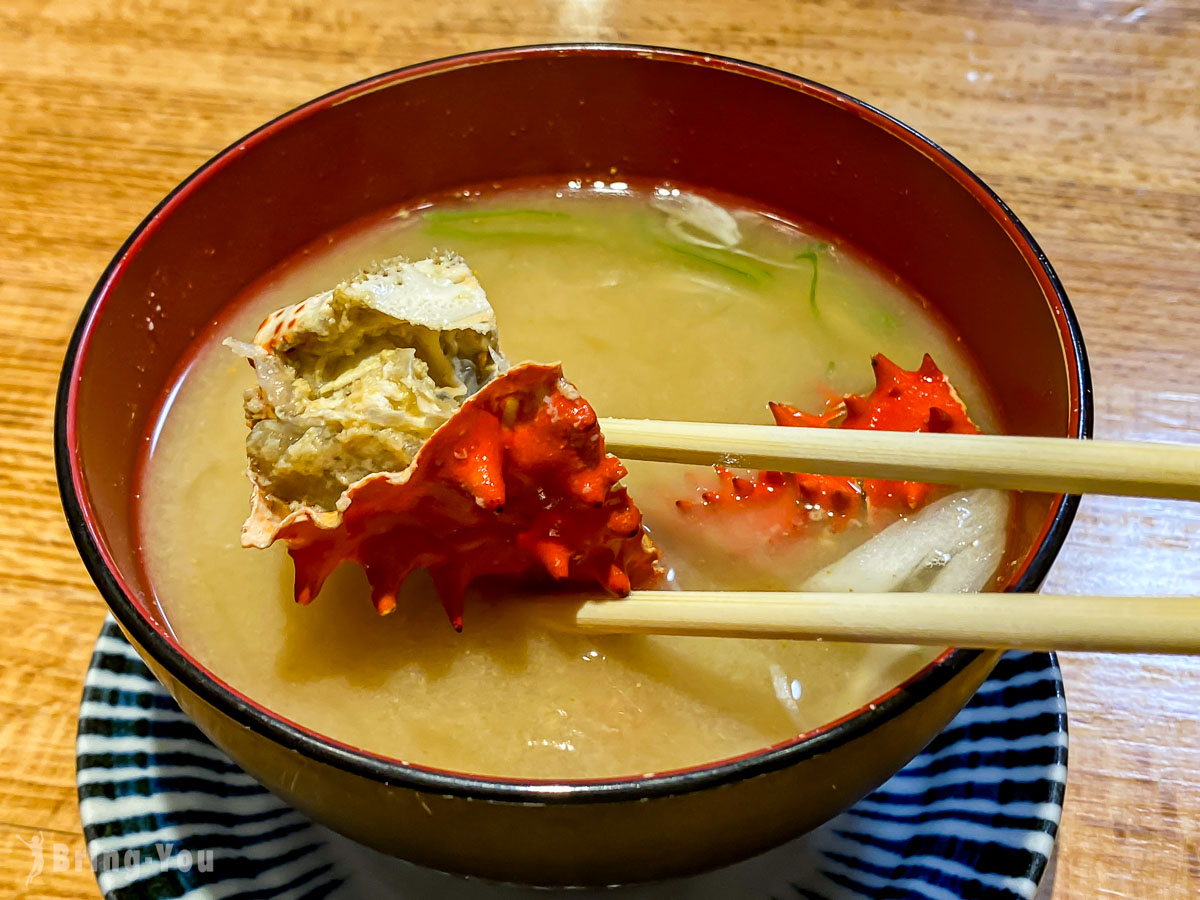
(56, 44, 1090, 887)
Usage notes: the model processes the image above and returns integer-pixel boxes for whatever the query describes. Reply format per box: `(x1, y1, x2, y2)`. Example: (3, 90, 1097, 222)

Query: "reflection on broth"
(140, 183, 1008, 779)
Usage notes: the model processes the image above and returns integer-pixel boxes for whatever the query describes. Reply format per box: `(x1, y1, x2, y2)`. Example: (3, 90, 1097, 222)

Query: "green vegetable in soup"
(424, 208, 585, 241)
(424, 208, 572, 225)
(655, 240, 774, 286)
(796, 241, 831, 316)
(422, 205, 775, 290)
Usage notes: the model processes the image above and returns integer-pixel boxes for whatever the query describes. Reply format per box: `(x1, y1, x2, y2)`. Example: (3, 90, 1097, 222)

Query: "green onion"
(796, 241, 831, 315)
(423, 208, 588, 242)
(422, 208, 571, 224)
(655, 240, 774, 286)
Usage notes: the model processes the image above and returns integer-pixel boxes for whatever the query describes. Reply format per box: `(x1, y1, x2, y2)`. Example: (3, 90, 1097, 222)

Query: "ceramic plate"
(78, 616, 1065, 899)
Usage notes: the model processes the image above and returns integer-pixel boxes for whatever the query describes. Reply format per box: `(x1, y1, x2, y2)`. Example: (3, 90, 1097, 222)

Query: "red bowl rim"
(55, 42, 1091, 804)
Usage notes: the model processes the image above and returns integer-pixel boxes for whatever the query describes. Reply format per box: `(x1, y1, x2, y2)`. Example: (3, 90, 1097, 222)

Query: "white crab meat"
(226, 253, 507, 543)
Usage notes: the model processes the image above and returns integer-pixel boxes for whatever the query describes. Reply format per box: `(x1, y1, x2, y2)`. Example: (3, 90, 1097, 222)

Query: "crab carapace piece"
(275, 364, 661, 629)
(677, 353, 980, 532)
(232, 254, 660, 628)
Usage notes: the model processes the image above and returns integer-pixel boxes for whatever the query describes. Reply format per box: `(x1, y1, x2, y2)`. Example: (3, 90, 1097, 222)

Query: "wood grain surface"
(1, 1, 1197, 897)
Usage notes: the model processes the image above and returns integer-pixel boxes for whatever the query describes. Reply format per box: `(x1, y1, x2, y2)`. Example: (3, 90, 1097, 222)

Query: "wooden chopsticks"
(567, 418, 1200, 653)
(528, 591, 1200, 655)
(599, 417, 1200, 501)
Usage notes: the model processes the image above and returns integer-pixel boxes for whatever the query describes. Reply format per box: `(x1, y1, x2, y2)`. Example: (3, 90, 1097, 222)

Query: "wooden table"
(1, 1, 1197, 896)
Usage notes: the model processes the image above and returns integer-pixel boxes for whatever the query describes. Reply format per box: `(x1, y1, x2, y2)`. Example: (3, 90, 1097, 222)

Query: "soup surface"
(140, 182, 1005, 779)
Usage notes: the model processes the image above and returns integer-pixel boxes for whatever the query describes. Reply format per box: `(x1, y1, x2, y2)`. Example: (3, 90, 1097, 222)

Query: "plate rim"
(76, 616, 1068, 899)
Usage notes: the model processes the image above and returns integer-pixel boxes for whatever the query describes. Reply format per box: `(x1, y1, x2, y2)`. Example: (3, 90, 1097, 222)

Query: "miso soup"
(139, 182, 1009, 779)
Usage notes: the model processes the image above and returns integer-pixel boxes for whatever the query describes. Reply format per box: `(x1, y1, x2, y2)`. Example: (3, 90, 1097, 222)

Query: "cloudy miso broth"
(140, 183, 1004, 778)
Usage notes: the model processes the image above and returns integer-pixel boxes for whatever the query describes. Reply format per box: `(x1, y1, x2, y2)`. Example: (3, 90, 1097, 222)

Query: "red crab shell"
(266, 363, 661, 629)
(678, 353, 980, 531)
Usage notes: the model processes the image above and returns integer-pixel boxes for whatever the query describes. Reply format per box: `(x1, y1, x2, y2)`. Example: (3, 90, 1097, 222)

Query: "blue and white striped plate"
(78, 616, 1066, 899)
